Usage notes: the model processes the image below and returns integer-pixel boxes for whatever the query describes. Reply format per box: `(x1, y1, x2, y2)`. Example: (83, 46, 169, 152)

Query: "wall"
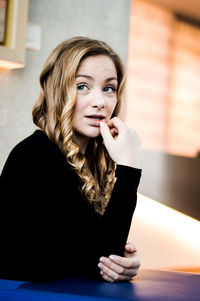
(0, 0, 131, 172)
(139, 150, 200, 221)
(127, 0, 200, 157)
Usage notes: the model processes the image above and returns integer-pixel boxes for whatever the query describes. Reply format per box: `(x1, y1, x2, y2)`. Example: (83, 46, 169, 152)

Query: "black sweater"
(0, 130, 141, 282)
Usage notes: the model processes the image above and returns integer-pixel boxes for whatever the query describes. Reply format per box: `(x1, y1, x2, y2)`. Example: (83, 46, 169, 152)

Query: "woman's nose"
(92, 90, 106, 109)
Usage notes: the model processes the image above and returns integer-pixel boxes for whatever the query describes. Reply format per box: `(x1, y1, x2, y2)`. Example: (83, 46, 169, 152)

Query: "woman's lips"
(85, 116, 105, 127)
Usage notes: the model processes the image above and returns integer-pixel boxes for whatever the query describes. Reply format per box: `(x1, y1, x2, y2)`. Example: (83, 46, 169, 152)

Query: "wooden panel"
(150, 0, 200, 22)
(126, 0, 173, 151)
(167, 20, 200, 156)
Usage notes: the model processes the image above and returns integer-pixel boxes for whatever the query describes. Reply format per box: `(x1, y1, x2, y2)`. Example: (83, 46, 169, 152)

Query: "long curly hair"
(32, 36, 126, 215)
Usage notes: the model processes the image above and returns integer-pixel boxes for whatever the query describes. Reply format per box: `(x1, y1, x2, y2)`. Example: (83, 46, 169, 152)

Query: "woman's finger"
(99, 121, 113, 146)
(125, 242, 136, 252)
(98, 260, 137, 277)
(110, 127, 118, 138)
(99, 264, 133, 282)
(100, 271, 114, 282)
(99, 258, 126, 275)
(107, 117, 126, 133)
(100, 117, 141, 168)
(109, 254, 140, 269)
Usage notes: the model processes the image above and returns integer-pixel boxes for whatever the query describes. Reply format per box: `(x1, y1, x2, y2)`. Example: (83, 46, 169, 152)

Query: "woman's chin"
(73, 126, 101, 140)
(85, 126, 101, 138)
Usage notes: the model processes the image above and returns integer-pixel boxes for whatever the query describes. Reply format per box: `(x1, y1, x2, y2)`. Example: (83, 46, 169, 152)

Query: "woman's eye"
(77, 84, 88, 91)
(104, 86, 117, 93)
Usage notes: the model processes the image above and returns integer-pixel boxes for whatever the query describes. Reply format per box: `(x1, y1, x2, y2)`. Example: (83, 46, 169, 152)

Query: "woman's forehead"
(76, 55, 117, 78)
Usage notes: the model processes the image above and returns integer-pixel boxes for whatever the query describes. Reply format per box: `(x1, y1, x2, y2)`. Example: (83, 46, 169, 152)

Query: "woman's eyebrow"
(105, 77, 118, 83)
(75, 74, 93, 80)
(76, 75, 118, 83)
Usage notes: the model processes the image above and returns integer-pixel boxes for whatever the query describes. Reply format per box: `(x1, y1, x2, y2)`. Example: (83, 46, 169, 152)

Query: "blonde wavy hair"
(32, 36, 126, 215)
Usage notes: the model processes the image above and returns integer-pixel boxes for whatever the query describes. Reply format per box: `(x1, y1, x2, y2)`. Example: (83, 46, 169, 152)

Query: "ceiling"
(149, 0, 200, 23)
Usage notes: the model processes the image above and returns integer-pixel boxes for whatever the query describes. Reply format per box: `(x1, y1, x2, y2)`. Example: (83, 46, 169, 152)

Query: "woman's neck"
(72, 132, 90, 155)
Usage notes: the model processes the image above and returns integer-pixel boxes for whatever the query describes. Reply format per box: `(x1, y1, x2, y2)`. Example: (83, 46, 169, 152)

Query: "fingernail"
(100, 257, 106, 263)
(127, 245, 133, 251)
(98, 263, 103, 270)
(100, 121, 105, 127)
(109, 255, 116, 261)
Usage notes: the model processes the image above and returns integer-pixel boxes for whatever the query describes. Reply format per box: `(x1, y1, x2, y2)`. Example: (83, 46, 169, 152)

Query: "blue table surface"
(0, 269, 200, 301)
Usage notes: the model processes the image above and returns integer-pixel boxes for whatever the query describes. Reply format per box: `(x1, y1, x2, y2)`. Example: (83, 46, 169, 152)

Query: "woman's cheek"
(109, 101, 117, 117)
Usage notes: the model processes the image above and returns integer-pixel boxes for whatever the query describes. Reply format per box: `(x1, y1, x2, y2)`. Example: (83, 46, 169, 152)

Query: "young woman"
(0, 37, 142, 283)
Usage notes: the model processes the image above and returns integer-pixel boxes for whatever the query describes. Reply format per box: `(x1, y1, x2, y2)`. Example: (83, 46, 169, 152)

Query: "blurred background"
(0, 0, 199, 272)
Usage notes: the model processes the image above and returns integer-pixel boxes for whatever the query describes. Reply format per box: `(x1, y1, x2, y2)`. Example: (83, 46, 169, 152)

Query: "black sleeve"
(96, 164, 142, 258)
(0, 144, 63, 281)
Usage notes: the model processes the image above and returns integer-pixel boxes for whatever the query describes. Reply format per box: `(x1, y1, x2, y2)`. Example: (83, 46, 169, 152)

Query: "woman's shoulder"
(2, 130, 66, 174)
(10, 129, 62, 158)
(12, 129, 53, 153)
(1, 129, 76, 189)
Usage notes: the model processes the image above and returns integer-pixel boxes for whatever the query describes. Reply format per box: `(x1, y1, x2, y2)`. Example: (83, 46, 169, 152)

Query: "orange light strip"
(136, 193, 200, 249)
(0, 59, 24, 69)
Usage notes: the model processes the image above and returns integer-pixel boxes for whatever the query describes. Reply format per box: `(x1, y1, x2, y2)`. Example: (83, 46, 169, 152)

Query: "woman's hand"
(98, 242, 141, 282)
(100, 117, 141, 168)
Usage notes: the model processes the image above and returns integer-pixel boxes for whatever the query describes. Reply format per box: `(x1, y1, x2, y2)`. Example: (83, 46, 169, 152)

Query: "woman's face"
(72, 55, 118, 148)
